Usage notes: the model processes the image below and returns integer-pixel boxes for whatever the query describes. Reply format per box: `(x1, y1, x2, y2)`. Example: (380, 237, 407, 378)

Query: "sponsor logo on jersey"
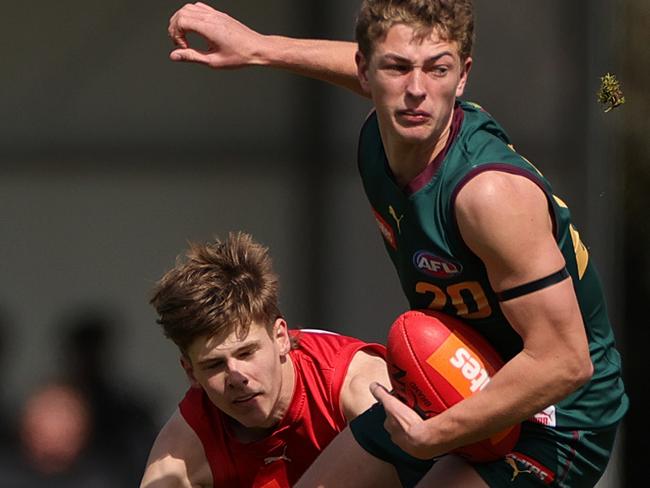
(388, 205, 404, 234)
(505, 453, 555, 484)
(372, 208, 397, 250)
(263, 445, 291, 465)
(413, 251, 462, 278)
(530, 405, 557, 427)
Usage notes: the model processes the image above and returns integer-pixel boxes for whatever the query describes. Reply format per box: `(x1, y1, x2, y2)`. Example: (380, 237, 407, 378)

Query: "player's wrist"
(246, 35, 281, 67)
(255, 35, 309, 68)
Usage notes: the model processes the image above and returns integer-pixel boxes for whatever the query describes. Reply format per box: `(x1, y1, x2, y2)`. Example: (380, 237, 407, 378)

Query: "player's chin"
(240, 401, 277, 423)
(393, 124, 435, 144)
(231, 407, 270, 428)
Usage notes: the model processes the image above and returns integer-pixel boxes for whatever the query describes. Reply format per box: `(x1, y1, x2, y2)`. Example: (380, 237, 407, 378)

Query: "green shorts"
(349, 403, 619, 488)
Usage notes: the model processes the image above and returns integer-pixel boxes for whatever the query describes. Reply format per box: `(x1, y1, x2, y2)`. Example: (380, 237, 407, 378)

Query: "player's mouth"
(396, 109, 430, 124)
(232, 392, 262, 405)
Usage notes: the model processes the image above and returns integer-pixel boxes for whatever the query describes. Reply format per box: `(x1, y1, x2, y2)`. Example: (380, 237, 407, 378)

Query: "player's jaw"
(226, 385, 287, 429)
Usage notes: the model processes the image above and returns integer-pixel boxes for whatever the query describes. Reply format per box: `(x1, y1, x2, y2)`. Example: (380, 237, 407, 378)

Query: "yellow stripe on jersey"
(569, 224, 589, 279)
(553, 195, 568, 208)
(553, 196, 589, 279)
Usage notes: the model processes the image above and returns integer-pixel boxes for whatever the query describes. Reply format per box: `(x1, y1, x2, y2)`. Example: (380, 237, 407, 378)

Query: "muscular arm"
(375, 171, 593, 459)
(140, 409, 212, 488)
(340, 349, 391, 421)
(168, 2, 365, 96)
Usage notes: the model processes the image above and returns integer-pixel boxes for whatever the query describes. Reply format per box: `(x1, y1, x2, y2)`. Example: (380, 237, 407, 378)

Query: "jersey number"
(416, 281, 492, 319)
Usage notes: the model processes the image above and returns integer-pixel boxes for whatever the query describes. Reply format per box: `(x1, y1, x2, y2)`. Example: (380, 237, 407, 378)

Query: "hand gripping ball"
(386, 309, 520, 462)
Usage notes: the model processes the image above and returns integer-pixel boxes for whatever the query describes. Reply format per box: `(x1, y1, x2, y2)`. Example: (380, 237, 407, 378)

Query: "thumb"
(169, 48, 210, 64)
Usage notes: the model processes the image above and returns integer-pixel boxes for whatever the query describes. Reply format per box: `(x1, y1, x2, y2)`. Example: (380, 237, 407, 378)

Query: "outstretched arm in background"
(168, 2, 365, 96)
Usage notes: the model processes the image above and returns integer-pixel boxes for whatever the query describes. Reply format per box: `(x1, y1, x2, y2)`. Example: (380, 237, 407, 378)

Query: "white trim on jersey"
(298, 328, 340, 335)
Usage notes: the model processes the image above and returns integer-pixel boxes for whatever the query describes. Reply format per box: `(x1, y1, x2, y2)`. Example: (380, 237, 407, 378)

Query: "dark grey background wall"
(2, 1, 644, 486)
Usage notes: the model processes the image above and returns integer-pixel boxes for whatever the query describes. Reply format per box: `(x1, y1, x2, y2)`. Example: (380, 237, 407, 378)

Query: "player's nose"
(405, 69, 426, 97)
(226, 360, 250, 387)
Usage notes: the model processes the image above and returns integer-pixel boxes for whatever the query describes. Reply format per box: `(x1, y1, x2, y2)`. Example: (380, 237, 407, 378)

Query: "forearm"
(421, 341, 591, 457)
(442, 176, 593, 454)
(256, 37, 366, 96)
(168, 4, 364, 96)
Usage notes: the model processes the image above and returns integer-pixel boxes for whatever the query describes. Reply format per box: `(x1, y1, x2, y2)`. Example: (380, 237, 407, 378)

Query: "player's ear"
(180, 355, 200, 388)
(356, 50, 371, 93)
(273, 318, 291, 355)
(456, 56, 473, 97)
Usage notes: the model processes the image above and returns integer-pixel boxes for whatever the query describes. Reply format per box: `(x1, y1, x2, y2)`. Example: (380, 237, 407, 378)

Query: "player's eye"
(427, 65, 449, 77)
(384, 63, 410, 74)
(205, 360, 225, 371)
(237, 346, 257, 359)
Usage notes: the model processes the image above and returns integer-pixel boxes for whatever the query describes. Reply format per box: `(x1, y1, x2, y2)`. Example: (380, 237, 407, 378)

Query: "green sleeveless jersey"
(357, 100, 628, 430)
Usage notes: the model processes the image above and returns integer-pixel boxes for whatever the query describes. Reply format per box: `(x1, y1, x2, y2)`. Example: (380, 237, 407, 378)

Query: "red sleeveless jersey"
(179, 329, 385, 488)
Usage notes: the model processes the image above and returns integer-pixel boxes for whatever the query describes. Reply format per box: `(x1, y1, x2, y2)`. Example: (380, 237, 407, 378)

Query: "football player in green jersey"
(167, 1, 628, 487)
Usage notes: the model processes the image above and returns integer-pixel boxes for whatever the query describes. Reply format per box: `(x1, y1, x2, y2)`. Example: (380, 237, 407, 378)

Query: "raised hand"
(168, 2, 266, 68)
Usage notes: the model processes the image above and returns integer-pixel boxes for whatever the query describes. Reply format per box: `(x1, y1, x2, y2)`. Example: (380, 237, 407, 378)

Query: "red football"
(386, 309, 520, 462)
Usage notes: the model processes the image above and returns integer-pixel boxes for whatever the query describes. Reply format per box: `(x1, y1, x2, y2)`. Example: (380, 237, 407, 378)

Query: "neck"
(229, 421, 273, 443)
(272, 352, 296, 425)
(382, 111, 453, 189)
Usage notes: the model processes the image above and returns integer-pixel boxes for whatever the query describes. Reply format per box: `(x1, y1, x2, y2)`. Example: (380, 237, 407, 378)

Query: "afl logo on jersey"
(413, 251, 462, 278)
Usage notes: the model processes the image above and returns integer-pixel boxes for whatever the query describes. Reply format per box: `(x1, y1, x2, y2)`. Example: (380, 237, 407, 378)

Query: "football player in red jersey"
(139, 232, 394, 488)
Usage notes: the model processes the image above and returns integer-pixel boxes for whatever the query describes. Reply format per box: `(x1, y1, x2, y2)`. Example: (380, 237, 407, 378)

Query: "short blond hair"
(355, 0, 474, 60)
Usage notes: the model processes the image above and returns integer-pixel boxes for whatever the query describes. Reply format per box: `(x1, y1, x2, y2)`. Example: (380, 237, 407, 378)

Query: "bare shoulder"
(346, 349, 388, 377)
(454, 170, 553, 244)
(340, 349, 390, 421)
(455, 170, 548, 217)
(140, 409, 212, 488)
(454, 169, 563, 286)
